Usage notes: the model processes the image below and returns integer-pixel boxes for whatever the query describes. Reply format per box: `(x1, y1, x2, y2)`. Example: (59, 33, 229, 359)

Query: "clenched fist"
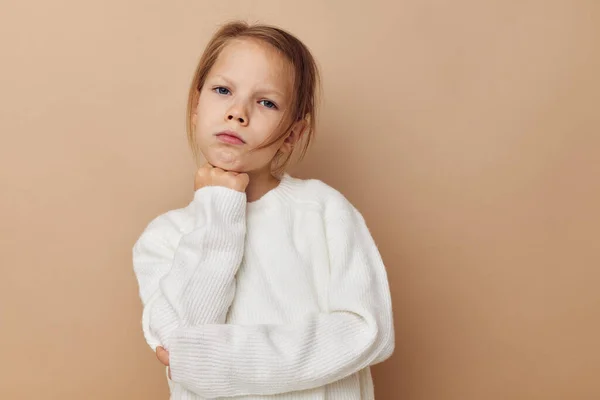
(194, 164, 249, 193)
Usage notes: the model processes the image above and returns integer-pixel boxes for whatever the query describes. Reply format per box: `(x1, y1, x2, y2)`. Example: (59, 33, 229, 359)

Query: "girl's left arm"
(167, 201, 395, 398)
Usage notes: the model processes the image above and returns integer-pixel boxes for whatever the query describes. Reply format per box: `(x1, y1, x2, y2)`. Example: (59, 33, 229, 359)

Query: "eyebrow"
(212, 74, 287, 99)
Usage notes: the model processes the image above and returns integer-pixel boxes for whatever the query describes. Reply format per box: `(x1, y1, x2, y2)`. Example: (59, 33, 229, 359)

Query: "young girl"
(133, 21, 395, 400)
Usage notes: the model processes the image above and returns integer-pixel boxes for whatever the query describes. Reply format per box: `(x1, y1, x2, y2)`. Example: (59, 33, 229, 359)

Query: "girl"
(133, 21, 395, 400)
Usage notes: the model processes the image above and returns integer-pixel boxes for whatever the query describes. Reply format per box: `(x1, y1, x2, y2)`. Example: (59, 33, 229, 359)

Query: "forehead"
(210, 38, 293, 93)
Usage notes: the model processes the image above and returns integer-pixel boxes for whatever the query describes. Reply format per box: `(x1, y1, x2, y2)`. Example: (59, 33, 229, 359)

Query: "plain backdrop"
(1, 1, 599, 399)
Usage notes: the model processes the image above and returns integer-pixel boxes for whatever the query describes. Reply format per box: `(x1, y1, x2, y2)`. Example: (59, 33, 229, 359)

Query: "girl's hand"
(194, 163, 250, 193)
(156, 346, 172, 379)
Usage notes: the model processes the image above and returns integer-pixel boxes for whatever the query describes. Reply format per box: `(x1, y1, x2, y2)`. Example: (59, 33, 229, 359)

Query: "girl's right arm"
(132, 166, 249, 350)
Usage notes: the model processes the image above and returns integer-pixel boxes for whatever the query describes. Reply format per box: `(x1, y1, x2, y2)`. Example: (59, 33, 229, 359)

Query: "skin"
(156, 37, 306, 375)
(192, 37, 305, 201)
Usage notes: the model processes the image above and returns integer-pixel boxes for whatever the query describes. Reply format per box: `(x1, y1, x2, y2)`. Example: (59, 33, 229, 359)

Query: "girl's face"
(193, 38, 299, 174)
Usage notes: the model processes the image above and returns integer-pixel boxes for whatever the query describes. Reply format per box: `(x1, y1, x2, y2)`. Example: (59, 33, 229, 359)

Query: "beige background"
(1, 0, 599, 399)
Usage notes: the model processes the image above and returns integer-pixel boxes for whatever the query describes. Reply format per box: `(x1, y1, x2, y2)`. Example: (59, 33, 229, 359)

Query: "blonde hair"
(186, 21, 320, 175)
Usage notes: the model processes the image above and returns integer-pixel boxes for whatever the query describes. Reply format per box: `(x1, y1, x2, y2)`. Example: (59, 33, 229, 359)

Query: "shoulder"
(283, 174, 361, 219)
(287, 177, 378, 254)
(133, 201, 195, 254)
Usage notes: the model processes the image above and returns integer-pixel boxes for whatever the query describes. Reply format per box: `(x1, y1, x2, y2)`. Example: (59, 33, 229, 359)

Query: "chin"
(203, 151, 245, 173)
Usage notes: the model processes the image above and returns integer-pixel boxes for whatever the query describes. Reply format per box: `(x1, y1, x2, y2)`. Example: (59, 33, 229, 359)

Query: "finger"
(209, 166, 218, 177)
(156, 347, 170, 366)
(202, 163, 217, 173)
(238, 173, 250, 185)
(156, 347, 164, 363)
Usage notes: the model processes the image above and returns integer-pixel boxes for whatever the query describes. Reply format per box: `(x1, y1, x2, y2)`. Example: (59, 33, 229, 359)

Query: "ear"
(280, 119, 307, 154)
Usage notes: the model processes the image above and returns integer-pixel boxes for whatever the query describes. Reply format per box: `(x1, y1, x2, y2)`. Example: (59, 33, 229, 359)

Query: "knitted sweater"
(132, 174, 395, 399)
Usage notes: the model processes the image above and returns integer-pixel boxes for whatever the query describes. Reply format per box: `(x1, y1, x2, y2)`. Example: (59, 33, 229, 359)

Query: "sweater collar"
(246, 173, 296, 212)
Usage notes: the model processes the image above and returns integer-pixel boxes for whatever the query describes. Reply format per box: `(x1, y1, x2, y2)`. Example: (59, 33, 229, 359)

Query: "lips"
(216, 130, 245, 145)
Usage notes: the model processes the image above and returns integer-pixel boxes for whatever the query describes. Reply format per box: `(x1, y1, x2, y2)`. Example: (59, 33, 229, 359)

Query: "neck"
(245, 168, 281, 203)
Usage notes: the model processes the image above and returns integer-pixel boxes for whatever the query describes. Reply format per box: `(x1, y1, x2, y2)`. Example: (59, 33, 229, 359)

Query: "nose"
(226, 104, 249, 126)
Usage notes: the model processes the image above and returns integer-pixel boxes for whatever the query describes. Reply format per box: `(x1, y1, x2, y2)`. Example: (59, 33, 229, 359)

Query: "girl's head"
(187, 21, 320, 176)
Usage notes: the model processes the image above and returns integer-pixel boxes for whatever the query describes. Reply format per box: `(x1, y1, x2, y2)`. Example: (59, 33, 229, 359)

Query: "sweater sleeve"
(166, 200, 395, 398)
(132, 186, 247, 351)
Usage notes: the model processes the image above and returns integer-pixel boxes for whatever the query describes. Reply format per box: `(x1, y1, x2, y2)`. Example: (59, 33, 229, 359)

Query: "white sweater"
(132, 174, 395, 400)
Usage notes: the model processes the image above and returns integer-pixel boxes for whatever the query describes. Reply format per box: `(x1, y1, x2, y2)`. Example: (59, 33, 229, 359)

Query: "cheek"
(197, 92, 222, 117)
(256, 112, 286, 136)
(195, 103, 221, 132)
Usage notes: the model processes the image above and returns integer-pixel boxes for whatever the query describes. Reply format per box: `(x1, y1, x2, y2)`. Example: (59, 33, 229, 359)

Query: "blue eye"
(214, 87, 230, 95)
(259, 100, 277, 109)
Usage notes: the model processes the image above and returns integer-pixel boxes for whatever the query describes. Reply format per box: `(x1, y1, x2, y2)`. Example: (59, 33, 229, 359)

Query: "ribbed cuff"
(168, 326, 235, 398)
(192, 186, 246, 226)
